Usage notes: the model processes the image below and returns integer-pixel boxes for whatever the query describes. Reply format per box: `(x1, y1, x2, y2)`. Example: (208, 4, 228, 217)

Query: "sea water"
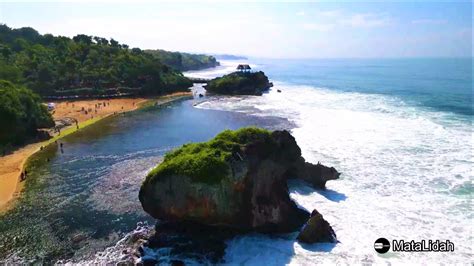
(0, 58, 471, 264)
(190, 58, 472, 264)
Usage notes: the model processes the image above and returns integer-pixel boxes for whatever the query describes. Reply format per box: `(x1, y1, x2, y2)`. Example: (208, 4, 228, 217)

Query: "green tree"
(0, 80, 54, 148)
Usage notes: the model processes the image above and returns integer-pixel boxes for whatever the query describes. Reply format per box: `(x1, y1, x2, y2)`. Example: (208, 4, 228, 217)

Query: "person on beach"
(22, 170, 28, 181)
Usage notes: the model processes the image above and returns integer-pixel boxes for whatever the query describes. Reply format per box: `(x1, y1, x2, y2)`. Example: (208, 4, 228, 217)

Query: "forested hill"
(145, 49, 219, 71)
(0, 25, 194, 97)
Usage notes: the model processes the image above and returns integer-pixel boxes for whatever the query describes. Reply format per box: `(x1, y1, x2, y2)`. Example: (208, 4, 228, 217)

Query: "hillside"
(213, 54, 247, 60)
(0, 24, 192, 97)
(145, 49, 219, 71)
(0, 80, 54, 148)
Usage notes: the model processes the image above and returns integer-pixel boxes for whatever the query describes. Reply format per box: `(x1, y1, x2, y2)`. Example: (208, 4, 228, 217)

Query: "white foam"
(58, 222, 152, 265)
(183, 60, 258, 79)
(196, 82, 473, 264)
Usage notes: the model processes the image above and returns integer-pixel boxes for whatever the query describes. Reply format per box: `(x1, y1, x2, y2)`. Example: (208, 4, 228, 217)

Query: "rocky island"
(204, 67, 273, 96)
(138, 127, 340, 262)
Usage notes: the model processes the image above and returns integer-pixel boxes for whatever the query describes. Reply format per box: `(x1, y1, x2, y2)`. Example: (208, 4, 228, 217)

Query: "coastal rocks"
(139, 127, 340, 234)
(297, 209, 337, 244)
(294, 161, 340, 189)
(140, 221, 239, 264)
(204, 71, 273, 96)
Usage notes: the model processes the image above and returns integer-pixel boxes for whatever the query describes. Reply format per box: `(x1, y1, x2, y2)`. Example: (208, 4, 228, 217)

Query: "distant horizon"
(1, 2, 472, 58)
(4, 23, 474, 61)
(3, 23, 473, 60)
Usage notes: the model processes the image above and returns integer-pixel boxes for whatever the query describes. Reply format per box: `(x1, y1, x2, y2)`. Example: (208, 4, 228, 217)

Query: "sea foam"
(193, 76, 472, 264)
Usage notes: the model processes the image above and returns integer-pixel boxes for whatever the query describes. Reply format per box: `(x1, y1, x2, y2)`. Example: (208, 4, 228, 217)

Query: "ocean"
(0, 58, 471, 264)
(187, 58, 473, 264)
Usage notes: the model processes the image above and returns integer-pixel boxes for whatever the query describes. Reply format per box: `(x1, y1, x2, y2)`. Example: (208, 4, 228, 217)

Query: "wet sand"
(0, 92, 191, 213)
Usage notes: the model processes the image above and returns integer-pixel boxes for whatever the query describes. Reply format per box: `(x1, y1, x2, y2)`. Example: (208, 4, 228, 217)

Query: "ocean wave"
(194, 81, 473, 264)
(184, 60, 258, 79)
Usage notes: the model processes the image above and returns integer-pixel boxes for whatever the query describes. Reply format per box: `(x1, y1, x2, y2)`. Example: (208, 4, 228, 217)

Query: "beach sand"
(0, 92, 191, 213)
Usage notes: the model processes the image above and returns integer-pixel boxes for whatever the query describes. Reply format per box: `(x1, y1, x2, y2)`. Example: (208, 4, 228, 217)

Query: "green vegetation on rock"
(145, 49, 219, 71)
(0, 80, 54, 148)
(139, 128, 339, 235)
(146, 127, 271, 185)
(204, 71, 272, 96)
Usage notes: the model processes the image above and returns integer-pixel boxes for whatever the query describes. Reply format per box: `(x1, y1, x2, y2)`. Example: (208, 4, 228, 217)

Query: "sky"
(0, 1, 472, 58)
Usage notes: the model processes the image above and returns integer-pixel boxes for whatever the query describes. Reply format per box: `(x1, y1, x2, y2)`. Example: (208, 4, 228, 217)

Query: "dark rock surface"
(204, 71, 273, 96)
(139, 128, 340, 234)
(297, 209, 337, 244)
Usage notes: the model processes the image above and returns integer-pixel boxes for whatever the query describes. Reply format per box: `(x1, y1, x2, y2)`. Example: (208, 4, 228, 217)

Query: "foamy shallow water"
(3, 60, 469, 264)
(194, 84, 472, 264)
(188, 59, 472, 264)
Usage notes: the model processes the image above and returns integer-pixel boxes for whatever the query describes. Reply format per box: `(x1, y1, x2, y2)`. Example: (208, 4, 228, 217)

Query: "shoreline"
(0, 92, 192, 214)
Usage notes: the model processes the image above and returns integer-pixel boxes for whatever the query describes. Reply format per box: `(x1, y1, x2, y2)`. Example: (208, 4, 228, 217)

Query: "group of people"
(79, 101, 112, 119)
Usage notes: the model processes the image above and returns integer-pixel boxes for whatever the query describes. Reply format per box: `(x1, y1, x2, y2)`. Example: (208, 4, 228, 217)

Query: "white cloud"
(296, 11, 305, 16)
(316, 10, 341, 18)
(302, 11, 392, 32)
(302, 23, 334, 32)
(340, 13, 392, 28)
(411, 19, 447, 25)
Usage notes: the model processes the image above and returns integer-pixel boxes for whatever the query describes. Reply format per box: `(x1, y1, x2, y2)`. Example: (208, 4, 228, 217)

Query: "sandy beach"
(0, 92, 191, 213)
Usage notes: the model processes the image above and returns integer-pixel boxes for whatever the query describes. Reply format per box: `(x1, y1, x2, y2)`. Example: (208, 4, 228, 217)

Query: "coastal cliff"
(204, 71, 273, 96)
(139, 127, 339, 236)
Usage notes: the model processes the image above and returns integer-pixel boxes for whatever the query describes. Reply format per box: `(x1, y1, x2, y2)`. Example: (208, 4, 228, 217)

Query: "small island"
(138, 127, 339, 262)
(204, 65, 273, 96)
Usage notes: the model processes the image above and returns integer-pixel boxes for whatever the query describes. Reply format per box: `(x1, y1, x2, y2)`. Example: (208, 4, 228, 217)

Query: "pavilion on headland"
(237, 64, 251, 73)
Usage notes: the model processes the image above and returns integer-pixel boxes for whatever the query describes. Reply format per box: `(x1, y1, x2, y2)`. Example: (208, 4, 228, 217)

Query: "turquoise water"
(0, 58, 472, 264)
(189, 58, 473, 264)
(258, 58, 472, 117)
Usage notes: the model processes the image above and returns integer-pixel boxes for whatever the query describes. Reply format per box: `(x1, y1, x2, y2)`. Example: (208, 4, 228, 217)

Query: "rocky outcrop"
(139, 127, 340, 234)
(294, 161, 340, 189)
(297, 209, 337, 244)
(204, 71, 273, 96)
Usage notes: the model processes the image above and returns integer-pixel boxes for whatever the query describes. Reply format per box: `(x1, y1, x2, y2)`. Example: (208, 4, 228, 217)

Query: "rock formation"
(297, 209, 337, 244)
(139, 127, 340, 234)
(204, 71, 273, 96)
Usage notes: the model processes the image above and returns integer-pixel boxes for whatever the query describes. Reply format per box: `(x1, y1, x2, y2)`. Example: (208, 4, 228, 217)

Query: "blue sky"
(0, 1, 471, 58)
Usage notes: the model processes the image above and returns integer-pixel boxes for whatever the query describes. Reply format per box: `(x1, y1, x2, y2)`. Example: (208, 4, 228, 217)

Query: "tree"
(0, 24, 194, 97)
(0, 80, 54, 148)
(72, 34, 92, 45)
(110, 38, 119, 48)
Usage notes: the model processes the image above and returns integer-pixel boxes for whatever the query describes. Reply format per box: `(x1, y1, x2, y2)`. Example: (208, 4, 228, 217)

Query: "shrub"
(146, 127, 271, 185)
